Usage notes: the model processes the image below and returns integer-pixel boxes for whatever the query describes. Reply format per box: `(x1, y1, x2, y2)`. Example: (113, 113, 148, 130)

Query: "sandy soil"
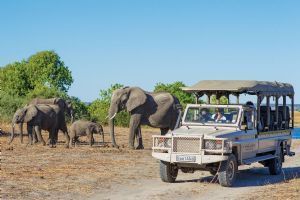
(1, 123, 300, 200)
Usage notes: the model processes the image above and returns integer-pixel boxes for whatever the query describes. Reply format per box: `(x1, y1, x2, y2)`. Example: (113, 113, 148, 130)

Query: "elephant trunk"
(109, 104, 119, 148)
(9, 123, 16, 144)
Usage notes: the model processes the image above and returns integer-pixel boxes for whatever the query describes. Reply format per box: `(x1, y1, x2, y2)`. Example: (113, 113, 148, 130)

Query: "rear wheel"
(160, 161, 178, 183)
(268, 148, 283, 175)
(218, 154, 238, 187)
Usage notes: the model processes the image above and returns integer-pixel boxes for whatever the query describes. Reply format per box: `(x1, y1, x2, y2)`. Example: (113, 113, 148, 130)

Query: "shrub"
(0, 91, 25, 122)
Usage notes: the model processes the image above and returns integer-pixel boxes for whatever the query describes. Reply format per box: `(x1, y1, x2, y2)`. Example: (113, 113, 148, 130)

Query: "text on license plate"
(176, 155, 196, 162)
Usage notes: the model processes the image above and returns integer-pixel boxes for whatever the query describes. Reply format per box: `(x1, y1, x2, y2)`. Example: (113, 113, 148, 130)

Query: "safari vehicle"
(152, 80, 295, 187)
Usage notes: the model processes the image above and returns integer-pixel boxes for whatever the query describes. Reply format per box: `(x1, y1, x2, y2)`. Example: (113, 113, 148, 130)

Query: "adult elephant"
(29, 97, 74, 123)
(108, 87, 182, 149)
(26, 97, 72, 146)
(9, 105, 58, 146)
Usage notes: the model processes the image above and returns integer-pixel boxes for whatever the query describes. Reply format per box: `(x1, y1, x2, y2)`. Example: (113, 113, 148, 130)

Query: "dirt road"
(91, 141, 300, 200)
(1, 125, 300, 200)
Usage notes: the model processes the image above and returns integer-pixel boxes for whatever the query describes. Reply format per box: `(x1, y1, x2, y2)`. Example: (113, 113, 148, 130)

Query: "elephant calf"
(69, 120, 104, 147)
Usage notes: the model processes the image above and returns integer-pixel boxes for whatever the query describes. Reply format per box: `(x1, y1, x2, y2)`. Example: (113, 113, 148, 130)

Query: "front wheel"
(218, 154, 238, 187)
(160, 161, 178, 183)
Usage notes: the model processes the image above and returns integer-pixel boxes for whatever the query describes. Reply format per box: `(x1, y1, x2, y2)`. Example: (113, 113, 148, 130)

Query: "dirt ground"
(1, 123, 300, 200)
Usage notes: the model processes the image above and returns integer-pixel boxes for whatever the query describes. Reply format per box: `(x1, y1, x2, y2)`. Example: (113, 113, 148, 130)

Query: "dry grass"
(0, 123, 160, 200)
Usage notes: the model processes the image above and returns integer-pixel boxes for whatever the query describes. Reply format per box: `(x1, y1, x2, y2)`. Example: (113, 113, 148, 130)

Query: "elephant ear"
(24, 106, 38, 122)
(126, 87, 147, 112)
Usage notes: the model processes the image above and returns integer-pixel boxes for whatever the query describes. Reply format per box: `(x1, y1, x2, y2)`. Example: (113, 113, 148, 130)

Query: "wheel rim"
(227, 161, 235, 180)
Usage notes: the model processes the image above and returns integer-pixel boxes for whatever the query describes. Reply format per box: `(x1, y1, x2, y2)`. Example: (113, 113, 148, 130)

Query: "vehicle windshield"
(184, 106, 240, 125)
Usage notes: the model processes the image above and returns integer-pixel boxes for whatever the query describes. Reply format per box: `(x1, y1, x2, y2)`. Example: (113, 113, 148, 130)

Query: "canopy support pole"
(275, 96, 279, 130)
(266, 96, 270, 131)
(257, 95, 261, 132)
(283, 96, 287, 129)
(292, 95, 294, 128)
(236, 94, 240, 104)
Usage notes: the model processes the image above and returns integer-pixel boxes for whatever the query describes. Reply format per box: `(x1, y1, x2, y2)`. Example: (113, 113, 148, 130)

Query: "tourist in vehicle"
(200, 108, 210, 122)
(212, 108, 226, 122)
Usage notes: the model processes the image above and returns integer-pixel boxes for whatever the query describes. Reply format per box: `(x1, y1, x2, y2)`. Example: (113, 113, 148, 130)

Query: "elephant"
(15, 97, 73, 145)
(29, 97, 74, 122)
(9, 104, 58, 146)
(108, 87, 182, 149)
(48, 104, 70, 147)
(69, 120, 104, 147)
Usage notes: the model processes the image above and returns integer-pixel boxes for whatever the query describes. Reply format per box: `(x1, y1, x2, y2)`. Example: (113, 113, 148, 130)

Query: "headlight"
(204, 140, 223, 150)
(204, 139, 232, 151)
(154, 137, 172, 148)
(223, 140, 232, 151)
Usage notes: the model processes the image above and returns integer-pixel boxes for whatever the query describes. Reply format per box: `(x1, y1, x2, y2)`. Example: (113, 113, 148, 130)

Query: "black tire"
(268, 148, 283, 175)
(218, 154, 238, 187)
(160, 161, 178, 183)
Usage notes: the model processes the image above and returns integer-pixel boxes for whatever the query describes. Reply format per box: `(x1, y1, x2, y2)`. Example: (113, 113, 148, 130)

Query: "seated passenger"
(212, 108, 226, 122)
(200, 108, 210, 122)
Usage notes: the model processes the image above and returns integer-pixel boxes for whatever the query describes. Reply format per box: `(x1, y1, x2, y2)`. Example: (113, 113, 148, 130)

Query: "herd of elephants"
(8, 86, 182, 149)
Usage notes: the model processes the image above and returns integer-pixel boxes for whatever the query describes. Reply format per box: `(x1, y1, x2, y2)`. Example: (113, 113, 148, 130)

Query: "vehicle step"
(242, 154, 276, 165)
(288, 151, 295, 156)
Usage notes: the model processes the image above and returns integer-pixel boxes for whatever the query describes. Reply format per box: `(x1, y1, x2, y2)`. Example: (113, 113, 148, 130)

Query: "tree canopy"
(0, 50, 73, 97)
(154, 81, 195, 107)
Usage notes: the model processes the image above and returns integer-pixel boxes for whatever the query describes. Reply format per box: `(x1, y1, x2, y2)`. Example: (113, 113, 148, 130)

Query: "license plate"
(176, 155, 196, 162)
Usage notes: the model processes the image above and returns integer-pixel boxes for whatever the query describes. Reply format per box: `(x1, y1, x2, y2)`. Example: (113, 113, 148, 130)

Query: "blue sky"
(1, 0, 299, 102)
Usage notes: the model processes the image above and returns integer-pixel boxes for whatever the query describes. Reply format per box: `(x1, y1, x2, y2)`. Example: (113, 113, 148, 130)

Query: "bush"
(68, 96, 90, 121)
(0, 91, 25, 122)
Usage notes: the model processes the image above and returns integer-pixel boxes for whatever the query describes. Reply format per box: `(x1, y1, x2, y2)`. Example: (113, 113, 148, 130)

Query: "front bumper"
(152, 152, 229, 164)
(152, 135, 231, 165)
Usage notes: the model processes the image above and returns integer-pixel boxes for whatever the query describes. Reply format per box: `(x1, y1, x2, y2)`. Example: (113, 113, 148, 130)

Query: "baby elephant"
(69, 120, 104, 147)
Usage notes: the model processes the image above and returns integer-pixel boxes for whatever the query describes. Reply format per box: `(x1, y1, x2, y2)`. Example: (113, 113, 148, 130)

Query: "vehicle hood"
(169, 126, 236, 137)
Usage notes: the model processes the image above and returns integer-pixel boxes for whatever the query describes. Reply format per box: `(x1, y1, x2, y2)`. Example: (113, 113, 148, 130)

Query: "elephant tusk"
(109, 113, 117, 120)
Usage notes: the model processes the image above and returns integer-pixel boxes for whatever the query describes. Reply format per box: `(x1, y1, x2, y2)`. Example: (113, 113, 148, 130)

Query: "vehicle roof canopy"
(182, 80, 294, 96)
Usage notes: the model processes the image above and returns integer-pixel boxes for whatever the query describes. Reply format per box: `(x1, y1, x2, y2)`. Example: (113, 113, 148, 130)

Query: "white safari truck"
(152, 80, 295, 187)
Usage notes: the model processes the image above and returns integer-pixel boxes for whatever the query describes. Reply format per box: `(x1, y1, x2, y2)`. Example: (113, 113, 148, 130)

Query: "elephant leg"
(69, 136, 74, 147)
(34, 126, 46, 146)
(27, 125, 33, 145)
(135, 127, 144, 149)
(160, 128, 169, 135)
(49, 129, 57, 148)
(62, 125, 70, 148)
(86, 129, 93, 147)
(19, 123, 23, 144)
(74, 136, 79, 147)
(129, 115, 141, 149)
(32, 129, 38, 144)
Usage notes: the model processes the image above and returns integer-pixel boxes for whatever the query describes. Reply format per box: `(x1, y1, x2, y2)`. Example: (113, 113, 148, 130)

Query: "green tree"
(154, 81, 195, 107)
(26, 51, 73, 92)
(210, 95, 229, 104)
(0, 50, 74, 122)
(0, 61, 31, 96)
